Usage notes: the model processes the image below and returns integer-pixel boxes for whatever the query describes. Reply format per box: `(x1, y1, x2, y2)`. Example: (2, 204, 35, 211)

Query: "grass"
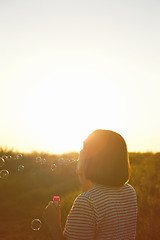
(0, 151, 160, 239)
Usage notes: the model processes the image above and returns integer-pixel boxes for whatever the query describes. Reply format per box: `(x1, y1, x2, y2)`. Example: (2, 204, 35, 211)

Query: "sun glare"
(21, 71, 126, 153)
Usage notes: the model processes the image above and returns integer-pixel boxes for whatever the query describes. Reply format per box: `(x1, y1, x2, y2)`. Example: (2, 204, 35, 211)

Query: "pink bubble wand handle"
(53, 196, 60, 207)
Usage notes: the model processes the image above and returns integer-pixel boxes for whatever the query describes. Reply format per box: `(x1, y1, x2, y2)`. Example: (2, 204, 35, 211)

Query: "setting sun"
(15, 71, 126, 153)
(0, 0, 160, 154)
(0, 1, 160, 240)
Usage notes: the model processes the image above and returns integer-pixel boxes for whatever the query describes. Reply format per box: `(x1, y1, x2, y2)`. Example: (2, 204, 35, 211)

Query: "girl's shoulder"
(124, 183, 137, 195)
(75, 183, 137, 204)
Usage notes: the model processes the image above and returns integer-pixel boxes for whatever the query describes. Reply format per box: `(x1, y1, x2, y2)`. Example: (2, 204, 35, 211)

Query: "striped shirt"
(64, 183, 137, 240)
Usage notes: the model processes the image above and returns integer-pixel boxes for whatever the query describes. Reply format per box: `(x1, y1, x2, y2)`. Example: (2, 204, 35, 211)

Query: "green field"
(0, 150, 160, 240)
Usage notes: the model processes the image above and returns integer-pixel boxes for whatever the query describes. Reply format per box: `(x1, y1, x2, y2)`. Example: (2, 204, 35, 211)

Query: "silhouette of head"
(79, 129, 130, 187)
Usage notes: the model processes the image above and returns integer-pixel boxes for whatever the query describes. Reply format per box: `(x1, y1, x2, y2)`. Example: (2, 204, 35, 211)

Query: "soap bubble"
(67, 158, 75, 164)
(16, 154, 23, 160)
(58, 158, 65, 165)
(40, 158, 46, 165)
(0, 157, 5, 168)
(0, 170, 9, 179)
(35, 156, 42, 163)
(51, 163, 57, 171)
(66, 159, 71, 164)
(2, 155, 8, 160)
(64, 158, 73, 165)
(65, 158, 69, 164)
(31, 219, 42, 231)
(18, 165, 24, 172)
(68, 158, 76, 164)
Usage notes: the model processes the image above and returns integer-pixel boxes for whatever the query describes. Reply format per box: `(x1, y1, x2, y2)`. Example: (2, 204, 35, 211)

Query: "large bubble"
(31, 219, 42, 231)
(0, 170, 9, 179)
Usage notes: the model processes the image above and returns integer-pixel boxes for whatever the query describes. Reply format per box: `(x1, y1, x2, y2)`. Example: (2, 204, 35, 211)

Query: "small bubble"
(2, 155, 8, 160)
(35, 156, 42, 163)
(0, 170, 9, 179)
(40, 158, 46, 165)
(68, 158, 75, 164)
(58, 158, 65, 165)
(18, 165, 24, 172)
(65, 158, 70, 164)
(66, 159, 71, 164)
(31, 219, 42, 231)
(0, 157, 5, 168)
(16, 154, 23, 160)
(51, 164, 57, 171)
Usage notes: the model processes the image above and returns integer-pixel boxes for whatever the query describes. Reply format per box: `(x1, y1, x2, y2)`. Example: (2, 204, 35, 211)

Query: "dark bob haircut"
(82, 129, 130, 187)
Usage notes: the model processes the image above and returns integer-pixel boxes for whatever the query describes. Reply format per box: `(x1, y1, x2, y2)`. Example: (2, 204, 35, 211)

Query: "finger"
(45, 201, 53, 209)
(48, 201, 53, 205)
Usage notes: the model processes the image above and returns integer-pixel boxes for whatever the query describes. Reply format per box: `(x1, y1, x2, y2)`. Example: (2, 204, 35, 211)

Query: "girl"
(43, 129, 137, 240)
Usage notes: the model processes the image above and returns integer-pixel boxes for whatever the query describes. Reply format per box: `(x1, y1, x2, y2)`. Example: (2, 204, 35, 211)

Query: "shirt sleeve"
(64, 194, 96, 240)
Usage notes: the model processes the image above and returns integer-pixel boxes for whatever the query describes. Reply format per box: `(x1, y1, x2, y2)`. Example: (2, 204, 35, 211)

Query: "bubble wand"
(53, 196, 60, 207)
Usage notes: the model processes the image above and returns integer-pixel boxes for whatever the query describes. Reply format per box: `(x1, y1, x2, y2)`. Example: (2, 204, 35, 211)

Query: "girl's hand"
(43, 201, 62, 239)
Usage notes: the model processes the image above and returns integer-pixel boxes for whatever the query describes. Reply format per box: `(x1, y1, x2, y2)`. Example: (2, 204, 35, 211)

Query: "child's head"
(77, 129, 130, 187)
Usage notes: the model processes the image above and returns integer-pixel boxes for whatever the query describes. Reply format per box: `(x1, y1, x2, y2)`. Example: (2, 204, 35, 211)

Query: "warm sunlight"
(21, 71, 126, 153)
(1, 0, 160, 153)
(1, 1, 160, 239)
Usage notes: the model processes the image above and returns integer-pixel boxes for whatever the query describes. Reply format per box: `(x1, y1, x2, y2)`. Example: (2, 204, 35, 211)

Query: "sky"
(0, 0, 160, 154)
